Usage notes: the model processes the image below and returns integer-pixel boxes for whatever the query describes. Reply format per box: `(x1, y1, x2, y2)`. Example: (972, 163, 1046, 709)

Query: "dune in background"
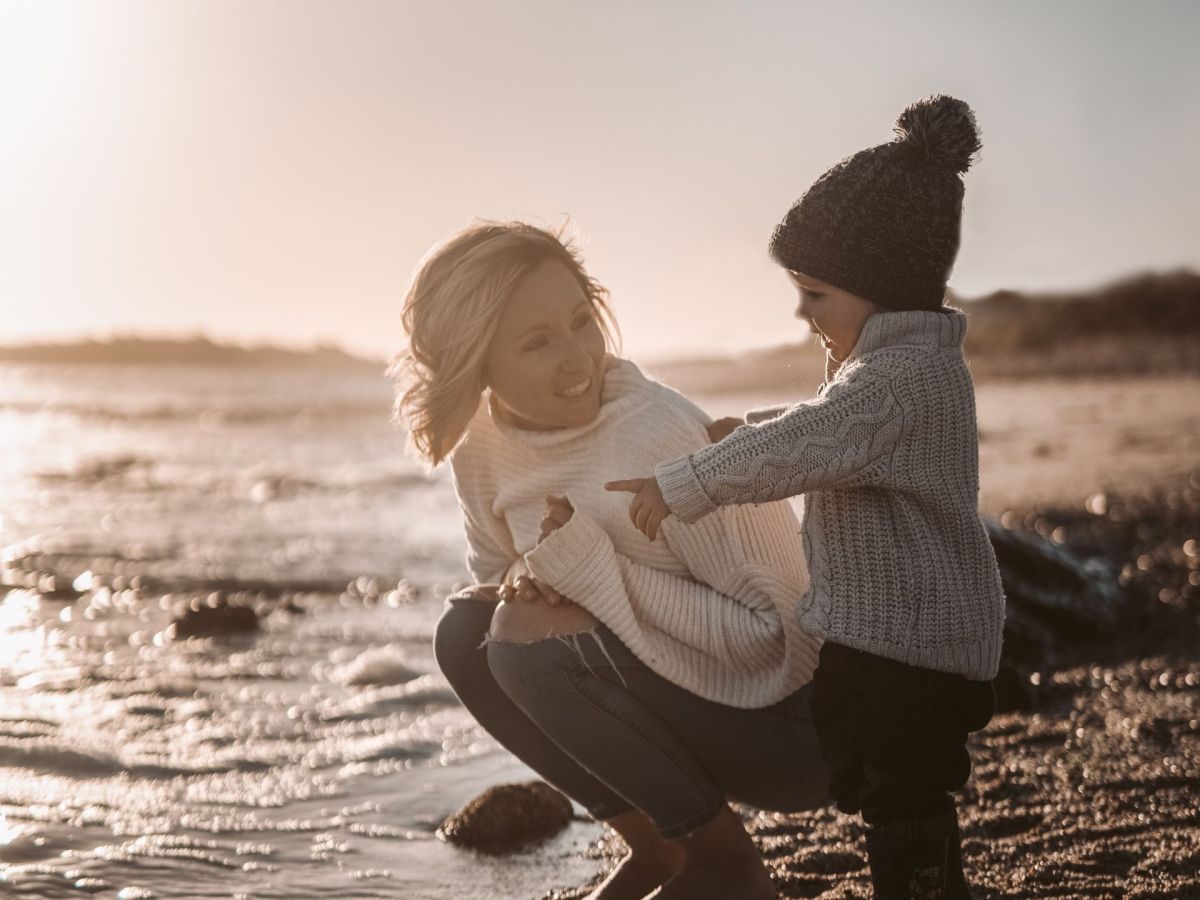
(651, 269, 1200, 395)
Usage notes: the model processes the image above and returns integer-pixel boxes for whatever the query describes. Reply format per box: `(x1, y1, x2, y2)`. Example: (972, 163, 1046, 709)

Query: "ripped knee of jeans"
(554, 629, 630, 689)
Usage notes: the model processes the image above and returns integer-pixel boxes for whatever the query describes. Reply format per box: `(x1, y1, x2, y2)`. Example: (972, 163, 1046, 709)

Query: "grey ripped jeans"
(434, 592, 830, 839)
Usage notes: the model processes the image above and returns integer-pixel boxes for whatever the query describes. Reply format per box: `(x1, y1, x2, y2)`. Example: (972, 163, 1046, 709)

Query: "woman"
(392, 221, 827, 900)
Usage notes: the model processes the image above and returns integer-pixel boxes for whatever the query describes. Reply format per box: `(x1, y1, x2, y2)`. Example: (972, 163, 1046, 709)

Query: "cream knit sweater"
(448, 358, 820, 709)
(655, 310, 1005, 681)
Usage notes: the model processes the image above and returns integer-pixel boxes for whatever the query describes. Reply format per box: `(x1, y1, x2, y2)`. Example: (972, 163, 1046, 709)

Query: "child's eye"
(802, 289, 825, 301)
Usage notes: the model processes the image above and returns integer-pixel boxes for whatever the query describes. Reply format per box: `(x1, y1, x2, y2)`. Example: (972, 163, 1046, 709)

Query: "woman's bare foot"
(585, 849, 684, 900)
(648, 860, 775, 900)
(586, 811, 684, 900)
(648, 806, 776, 900)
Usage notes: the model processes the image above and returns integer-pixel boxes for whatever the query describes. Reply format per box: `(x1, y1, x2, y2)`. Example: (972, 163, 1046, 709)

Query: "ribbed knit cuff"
(524, 512, 640, 639)
(745, 403, 790, 425)
(524, 512, 610, 587)
(654, 455, 717, 524)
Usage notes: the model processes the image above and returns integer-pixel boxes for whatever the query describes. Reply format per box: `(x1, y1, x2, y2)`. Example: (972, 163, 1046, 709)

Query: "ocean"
(0, 362, 605, 899)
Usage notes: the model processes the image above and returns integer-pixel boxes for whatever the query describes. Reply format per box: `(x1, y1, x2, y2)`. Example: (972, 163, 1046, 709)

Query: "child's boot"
(943, 811, 969, 898)
(864, 807, 969, 899)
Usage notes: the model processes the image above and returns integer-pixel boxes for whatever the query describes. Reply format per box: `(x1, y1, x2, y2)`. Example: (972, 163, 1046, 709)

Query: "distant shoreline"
(0, 336, 386, 373)
(3, 269, 1196, 380)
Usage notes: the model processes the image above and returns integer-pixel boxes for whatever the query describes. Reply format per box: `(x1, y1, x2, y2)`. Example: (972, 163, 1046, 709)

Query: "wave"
(2, 549, 354, 598)
(0, 399, 390, 425)
(34, 454, 155, 484)
(0, 738, 284, 779)
(329, 645, 421, 687)
(31, 456, 427, 494)
(318, 676, 457, 723)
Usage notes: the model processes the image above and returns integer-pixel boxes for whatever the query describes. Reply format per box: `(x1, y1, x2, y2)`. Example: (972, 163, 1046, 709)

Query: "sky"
(1, 0, 1198, 362)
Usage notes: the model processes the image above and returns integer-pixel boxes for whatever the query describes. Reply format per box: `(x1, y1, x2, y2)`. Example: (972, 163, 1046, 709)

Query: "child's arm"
(710, 350, 844, 432)
(609, 361, 912, 536)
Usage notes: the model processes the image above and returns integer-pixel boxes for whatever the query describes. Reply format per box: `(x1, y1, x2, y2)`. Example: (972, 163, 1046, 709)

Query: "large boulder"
(986, 519, 1125, 710)
(438, 780, 574, 854)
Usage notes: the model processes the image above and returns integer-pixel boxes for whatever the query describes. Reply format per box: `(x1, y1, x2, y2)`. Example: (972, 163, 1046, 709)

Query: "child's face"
(788, 270, 883, 362)
(483, 259, 608, 431)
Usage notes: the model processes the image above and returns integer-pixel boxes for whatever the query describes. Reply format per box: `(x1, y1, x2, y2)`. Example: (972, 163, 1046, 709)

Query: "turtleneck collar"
(847, 307, 967, 362)
(483, 356, 645, 450)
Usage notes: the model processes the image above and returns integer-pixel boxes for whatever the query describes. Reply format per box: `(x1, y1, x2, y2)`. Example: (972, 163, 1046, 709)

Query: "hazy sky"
(2, 0, 1198, 361)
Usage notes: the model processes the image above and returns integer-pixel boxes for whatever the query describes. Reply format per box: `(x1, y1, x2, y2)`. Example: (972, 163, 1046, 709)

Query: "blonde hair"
(391, 221, 620, 466)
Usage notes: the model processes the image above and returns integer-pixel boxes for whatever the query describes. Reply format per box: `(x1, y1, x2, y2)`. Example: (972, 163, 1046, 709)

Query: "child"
(607, 95, 1004, 899)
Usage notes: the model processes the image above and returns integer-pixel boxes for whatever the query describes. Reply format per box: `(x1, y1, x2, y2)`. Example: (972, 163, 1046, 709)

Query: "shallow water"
(0, 363, 603, 899)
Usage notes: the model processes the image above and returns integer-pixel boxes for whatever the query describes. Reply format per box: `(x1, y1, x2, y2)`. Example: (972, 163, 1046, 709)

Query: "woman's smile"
(555, 376, 593, 400)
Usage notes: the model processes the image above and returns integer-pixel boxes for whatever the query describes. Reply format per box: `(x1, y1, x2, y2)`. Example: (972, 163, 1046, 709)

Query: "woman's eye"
(803, 289, 825, 301)
(572, 314, 594, 329)
(522, 338, 548, 352)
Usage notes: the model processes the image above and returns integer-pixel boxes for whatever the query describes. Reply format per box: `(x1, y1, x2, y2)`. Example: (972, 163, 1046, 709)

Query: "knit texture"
(768, 95, 981, 312)
(654, 310, 1005, 681)
(449, 358, 821, 709)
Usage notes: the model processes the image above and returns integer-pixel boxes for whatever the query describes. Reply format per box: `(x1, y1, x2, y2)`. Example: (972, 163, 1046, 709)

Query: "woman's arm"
(450, 458, 518, 584)
(457, 497, 517, 585)
(524, 508, 788, 672)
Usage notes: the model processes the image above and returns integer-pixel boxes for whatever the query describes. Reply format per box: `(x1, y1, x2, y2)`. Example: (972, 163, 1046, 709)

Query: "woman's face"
(788, 270, 882, 362)
(483, 259, 608, 430)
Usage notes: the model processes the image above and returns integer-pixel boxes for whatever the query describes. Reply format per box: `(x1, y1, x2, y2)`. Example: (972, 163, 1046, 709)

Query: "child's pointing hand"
(605, 477, 670, 542)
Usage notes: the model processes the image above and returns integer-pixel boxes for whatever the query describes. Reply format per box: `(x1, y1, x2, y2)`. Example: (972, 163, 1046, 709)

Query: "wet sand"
(545, 375, 1200, 899)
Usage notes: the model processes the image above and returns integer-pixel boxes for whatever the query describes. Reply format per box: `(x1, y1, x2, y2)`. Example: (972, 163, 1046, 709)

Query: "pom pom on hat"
(893, 94, 981, 174)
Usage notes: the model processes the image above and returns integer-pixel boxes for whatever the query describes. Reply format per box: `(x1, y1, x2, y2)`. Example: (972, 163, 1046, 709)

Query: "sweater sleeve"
(449, 463, 516, 585)
(524, 509, 785, 672)
(744, 403, 791, 425)
(654, 362, 910, 524)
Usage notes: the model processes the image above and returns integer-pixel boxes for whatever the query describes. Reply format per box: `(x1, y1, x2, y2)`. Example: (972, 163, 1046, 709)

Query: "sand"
(541, 375, 1200, 900)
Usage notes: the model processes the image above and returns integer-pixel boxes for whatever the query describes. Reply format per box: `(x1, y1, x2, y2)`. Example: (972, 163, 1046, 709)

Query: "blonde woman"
(393, 221, 827, 900)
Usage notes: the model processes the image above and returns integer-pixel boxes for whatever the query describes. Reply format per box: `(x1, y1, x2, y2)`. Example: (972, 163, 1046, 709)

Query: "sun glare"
(0, 590, 50, 679)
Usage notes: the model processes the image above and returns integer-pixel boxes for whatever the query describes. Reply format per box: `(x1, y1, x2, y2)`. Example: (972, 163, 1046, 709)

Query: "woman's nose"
(559, 339, 592, 373)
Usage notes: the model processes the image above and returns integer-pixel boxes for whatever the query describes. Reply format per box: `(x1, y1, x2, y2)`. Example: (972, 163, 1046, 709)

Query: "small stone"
(169, 594, 259, 639)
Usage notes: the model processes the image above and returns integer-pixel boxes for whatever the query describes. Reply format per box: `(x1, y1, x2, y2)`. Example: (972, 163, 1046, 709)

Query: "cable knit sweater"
(448, 358, 821, 709)
(654, 310, 1005, 681)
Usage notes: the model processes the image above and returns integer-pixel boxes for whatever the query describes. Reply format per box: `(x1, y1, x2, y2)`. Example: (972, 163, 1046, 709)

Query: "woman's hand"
(706, 417, 744, 443)
(538, 495, 574, 543)
(604, 477, 671, 542)
(498, 553, 567, 607)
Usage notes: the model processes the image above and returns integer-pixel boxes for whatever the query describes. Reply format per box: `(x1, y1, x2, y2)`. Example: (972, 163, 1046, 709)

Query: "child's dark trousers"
(809, 641, 995, 826)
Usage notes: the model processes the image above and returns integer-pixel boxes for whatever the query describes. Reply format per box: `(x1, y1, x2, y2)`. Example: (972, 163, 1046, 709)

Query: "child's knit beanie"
(769, 94, 981, 311)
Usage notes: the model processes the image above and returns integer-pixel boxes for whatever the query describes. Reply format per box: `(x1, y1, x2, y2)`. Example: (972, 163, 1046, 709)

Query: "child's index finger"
(604, 479, 644, 493)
